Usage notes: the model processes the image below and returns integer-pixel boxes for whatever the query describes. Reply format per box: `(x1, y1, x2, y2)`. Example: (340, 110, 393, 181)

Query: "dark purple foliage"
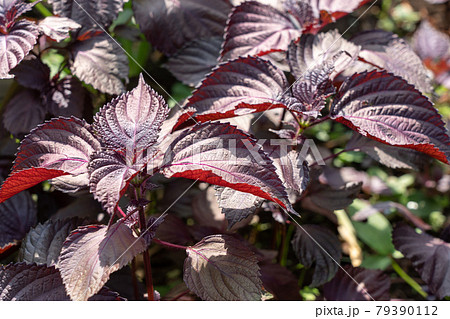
(133, 0, 231, 56)
(0, 263, 124, 300)
(309, 180, 362, 211)
(331, 71, 450, 164)
(291, 224, 342, 287)
(70, 33, 129, 95)
(92, 74, 169, 152)
(5, 56, 86, 135)
(161, 122, 293, 213)
(164, 37, 223, 87)
(19, 217, 86, 266)
(215, 186, 262, 229)
(287, 29, 360, 80)
(323, 265, 390, 300)
(286, 61, 335, 118)
(13, 117, 102, 193)
(88, 151, 141, 214)
(350, 30, 432, 93)
(412, 20, 450, 89)
(58, 223, 147, 300)
(173, 56, 289, 130)
(0, 17, 39, 78)
(393, 224, 450, 299)
(259, 262, 300, 300)
(0, 190, 36, 250)
(346, 133, 429, 170)
(221, 1, 303, 61)
(48, 0, 124, 30)
(183, 234, 262, 300)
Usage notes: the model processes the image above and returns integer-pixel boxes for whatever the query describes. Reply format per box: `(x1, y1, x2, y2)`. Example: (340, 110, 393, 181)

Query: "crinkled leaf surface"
(58, 223, 146, 300)
(133, 0, 230, 56)
(285, 61, 335, 118)
(350, 30, 432, 93)
(263, 145, 310, 195)
(161, 122, 292, 212)
(287, 29, 360, 80)
(164, 37, 222, 87)
(183, 234, 262, 300)
(70, 33, 129, 95)
(323, 265, 390, 300)
(330, 71, 450, 164)
(0, 0, 37, 24)
(88, 151, 141, 214)
(19, 218, 85, 266)
(0, 20, 39, 78)
(0, 263, 123, 300)
(221, 1, 303, 61)
(93, 74, 168, 151)
(12, 117, 101, 193)
(3, 88, 46, 135)
(174, 56, 289, 130)
(393, 224, 450, 299)
(38, 16, 80, 42)
(48, 0, 124, 29)
(0, 190, 36, 249)
(291, 224, 341, 287)
(215, 186, 262, 229)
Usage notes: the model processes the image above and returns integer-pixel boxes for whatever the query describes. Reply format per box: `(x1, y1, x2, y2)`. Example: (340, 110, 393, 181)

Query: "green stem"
(391, 258, 427, 299)
(280, 223, 295, 267)
(30, 1, 53, 17)
(297, 266, 307, 288)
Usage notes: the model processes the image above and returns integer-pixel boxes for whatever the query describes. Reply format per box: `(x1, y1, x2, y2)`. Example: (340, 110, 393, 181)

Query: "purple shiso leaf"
(0, 190, 36, 250)
(48, 0, 124, 30)
(92, 73, 169, 152)
(164, 37, 222, 87)
(58, 222, 146, 300)
(2, 88, 46, 135)
(19, 217, 86, 266)
(214, 186, 263, 229)
(330, 70, 450, 164)
(291, 224, 342, 287)
(70, 33, 129, 95)
(38, 16, 81, 42)
(88, 150, 143, 215)
(323, 264, 390, 300)
(393, 224, 450, 299)
(349, 30, 433, 93)
(183, 234, 262, 300)
(161, 122, 294, 214)
(11, 117, 102, 193)
(221, 1, 305, 61)
(0, 262, 125, 301)
(133, 0, 231, 56)
(287, 29, 360, 80)
(0, 20, 39, 79)
(173, 56, 289, 131)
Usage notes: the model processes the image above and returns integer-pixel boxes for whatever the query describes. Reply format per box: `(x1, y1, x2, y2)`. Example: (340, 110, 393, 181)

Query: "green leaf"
(353, 213, 395, 256)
